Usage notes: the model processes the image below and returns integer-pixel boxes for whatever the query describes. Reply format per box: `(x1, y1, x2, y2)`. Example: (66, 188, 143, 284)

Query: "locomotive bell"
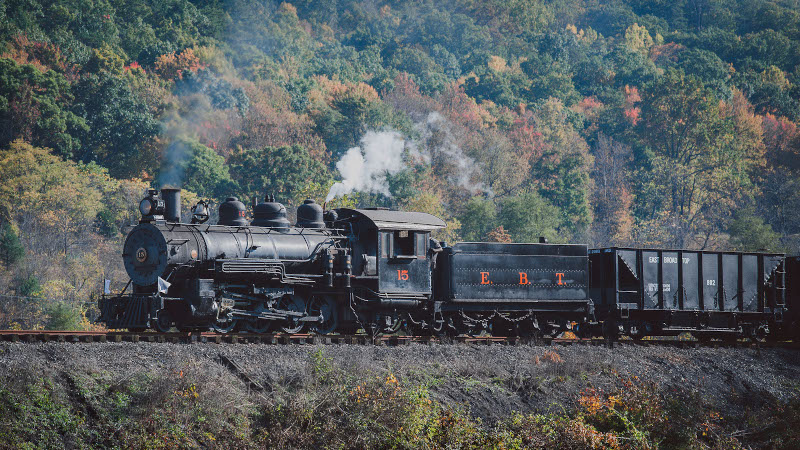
(296, 199, 325, 228)
(218, 197, 248, 226)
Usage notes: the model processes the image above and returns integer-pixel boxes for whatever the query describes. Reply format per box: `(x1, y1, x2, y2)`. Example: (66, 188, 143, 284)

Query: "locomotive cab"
(334, 208, 446, 301)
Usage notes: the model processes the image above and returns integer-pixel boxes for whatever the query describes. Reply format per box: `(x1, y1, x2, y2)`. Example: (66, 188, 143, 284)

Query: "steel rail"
(0, 329, 797, 349)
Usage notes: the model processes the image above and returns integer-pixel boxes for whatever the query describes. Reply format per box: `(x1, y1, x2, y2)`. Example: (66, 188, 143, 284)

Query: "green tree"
(458, 196, 497, 242)
(635, 69, 762, 248)
(228, 144, 331, 205)
(528, 98, 593, 236)
(71, 72, 159, 178)
(498, 191, 562, 243)
(728, 209, 782, 252)
(0, 222, 24, 266)
(159, 140, 232, 200)
(45, 302, 82, 330)
(17, 275, 41, 297)
(0, 57, 87, 157)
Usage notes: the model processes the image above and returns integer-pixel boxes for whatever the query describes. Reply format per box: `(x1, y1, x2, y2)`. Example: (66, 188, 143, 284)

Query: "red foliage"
(762, 113, 800, 171)
(624, 107, 641, 125)
(124, 61, 145, 74)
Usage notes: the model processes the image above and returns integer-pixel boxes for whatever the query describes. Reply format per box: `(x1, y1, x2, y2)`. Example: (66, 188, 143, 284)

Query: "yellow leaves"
(311, 75, 380, 105)
(278, 2, 298, 18)
(761, 65, 792, 90)
(624, 23, 654, 54)
(177, 383, 200, 399)
(0, 141, 102, 226)
(403, 192, 461, 243)
(488, 55, 508, 72)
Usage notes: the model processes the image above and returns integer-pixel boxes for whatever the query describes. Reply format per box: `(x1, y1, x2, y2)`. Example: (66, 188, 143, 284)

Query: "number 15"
(397, 270, 409, 281)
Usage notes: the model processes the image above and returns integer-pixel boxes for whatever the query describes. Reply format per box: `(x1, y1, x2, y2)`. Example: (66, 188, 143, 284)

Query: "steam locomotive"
(98, 188, 798, 340)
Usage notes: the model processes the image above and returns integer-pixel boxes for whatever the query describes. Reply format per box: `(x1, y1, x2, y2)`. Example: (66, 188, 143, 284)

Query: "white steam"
(325, 112, 489, 202)
(325, 130, 408, 201)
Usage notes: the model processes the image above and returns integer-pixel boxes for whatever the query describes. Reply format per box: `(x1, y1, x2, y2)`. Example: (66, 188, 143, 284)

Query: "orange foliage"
(437, 83, 494, 129)
(623, 85, 642, 125)
(574, 96, 604, 118)
(1, 34, 67, 73)
(239, 80, 328, 159)
(487, 226, 512, 243)
(648, 42, 685, 65)
(313, 75, 379, 104)
(154, 48, 203, 80)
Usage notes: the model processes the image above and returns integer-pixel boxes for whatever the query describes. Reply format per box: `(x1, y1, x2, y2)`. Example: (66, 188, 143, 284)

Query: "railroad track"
(0, 330, 797, 349)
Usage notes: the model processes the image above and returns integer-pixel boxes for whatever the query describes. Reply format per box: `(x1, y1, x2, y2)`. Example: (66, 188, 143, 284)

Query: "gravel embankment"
(0, 341, 797, 423)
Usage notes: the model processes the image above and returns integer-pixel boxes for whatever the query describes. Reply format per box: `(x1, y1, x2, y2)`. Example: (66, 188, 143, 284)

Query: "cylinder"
(161, 188, 181, 223)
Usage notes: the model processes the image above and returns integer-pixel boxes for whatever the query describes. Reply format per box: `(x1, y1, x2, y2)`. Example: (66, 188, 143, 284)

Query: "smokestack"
(161, 188, 181, 223)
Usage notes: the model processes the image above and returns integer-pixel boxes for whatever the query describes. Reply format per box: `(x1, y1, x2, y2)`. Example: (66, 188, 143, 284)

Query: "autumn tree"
(0, 57, 87, 157)
(758, 114, 800, 244)
(0, 140, 102, 259)
(635, 70, 764, 248)
(526, 98, 593, 238)
(591, 134, 633, 246)
(402, 191, 461, 243)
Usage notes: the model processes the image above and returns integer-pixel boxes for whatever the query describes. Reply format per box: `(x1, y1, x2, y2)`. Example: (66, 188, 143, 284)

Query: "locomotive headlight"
(139, 198, 153, 216)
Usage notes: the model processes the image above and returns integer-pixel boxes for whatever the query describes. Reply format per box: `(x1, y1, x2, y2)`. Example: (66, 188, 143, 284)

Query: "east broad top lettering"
(478, 271, 569, 286)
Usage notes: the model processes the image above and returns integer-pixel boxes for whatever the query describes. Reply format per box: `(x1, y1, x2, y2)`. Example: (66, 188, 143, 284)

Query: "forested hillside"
(1, 0, 799, 327)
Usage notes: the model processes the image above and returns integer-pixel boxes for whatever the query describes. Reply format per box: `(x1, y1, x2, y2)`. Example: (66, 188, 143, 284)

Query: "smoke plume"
(326, 112, 488, 201)
(412, 112, 489, 194)
(325, 130, 408, 201)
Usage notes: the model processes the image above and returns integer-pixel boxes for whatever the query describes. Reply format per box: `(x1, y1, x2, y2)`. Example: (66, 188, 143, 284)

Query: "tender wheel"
(278, 295, 306, 334)
(308, 296, 338, 335)
(153, 311, 173, 333)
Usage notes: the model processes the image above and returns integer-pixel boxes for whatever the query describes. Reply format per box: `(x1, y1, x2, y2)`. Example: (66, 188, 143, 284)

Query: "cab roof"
(337, 208, 446, 231)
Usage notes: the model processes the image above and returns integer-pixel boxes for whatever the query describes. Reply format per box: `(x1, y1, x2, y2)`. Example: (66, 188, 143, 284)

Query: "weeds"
(0, 348, 796, 449)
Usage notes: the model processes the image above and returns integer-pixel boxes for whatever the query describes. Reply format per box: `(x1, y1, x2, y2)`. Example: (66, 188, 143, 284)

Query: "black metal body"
(122, 221, 337, 287)
(589, 247, 786, 337)
(97, 190, 800, 340)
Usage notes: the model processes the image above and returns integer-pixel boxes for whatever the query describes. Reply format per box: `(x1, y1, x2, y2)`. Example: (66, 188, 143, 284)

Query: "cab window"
(415, 232, 428, 257)
(380, 232, 393, 258)
(394, 230, 414, 256)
